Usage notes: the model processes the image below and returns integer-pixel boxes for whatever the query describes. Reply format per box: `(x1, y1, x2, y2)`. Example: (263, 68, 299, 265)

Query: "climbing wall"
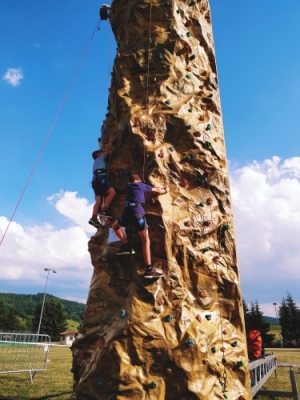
(70, 0, 252, 399)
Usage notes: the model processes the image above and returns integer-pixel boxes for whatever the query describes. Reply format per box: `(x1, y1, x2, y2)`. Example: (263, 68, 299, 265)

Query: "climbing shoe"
(98, 210, 113, 218)
(143, 268, 164, 279)
(88, 218, 102, 228)
(117, 244, 135, 256)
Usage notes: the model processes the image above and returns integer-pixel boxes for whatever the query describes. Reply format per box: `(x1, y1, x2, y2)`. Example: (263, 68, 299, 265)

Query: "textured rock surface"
(70, 0, 251, 399)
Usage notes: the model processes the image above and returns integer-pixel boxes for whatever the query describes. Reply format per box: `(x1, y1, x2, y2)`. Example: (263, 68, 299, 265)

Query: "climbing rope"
(0, 19, 101, 248)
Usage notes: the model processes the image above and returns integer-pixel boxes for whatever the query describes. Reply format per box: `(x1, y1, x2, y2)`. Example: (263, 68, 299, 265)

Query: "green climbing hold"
(151, 381, 158, 388)
(123, 92, 129, 97)
(188, 108, 192, 112)
(186, 124, 192, 129)
(224, 223, 230, 230)
(206, 124, 211, 130)
(187, 32, 192, 37)
(211, 346, 216, 353)
(205, 141, 212, 148)
(189, 54, 196, 61)
(198, 202, 205, 207)
(205, 314, 211, 321)
(166, 314, 173, 322)
(186, 74, 191, 79)
(231, 341, 238, 347)
(165, 99, 171, 105)
(236, 361, 244, 368)
(202, 247, 209, 252)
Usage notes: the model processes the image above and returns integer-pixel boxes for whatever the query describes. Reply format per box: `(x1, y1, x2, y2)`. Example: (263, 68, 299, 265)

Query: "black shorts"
(92, 174, 112, 196)
(118, 208, 147, 232)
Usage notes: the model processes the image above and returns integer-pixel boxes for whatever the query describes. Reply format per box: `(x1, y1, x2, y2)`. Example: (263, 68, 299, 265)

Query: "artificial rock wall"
(70, 0, 251, 399)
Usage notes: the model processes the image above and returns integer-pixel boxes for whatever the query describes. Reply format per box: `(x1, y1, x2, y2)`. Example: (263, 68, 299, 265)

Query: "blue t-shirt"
(126, 181, 152, 214)
(93, 153, 106, 173)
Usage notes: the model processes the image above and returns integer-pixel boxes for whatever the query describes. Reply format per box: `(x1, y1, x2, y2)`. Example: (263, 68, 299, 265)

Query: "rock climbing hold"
(205, 314, 211, 321)
(196, 314, 202, 322)
(212, 255, 219, 262)
(187, 338, 195, 347)
(123, 92, 129, 97)
(236, 361, 244, 368)
(164, 1, 170, 5)
(97, 381, 104, 388)
(224, 223, 230, 230)
(211, 346, 216, 353)
(198, 115, 205, 121)
(198, 202, 205, 207)
(165, 99, 171, 105)
(180, 179, 188, 187)
(205, 141, 212, 148)
(166, 314, 173, 322)
(218, 285, 225, 293)
(202, 359, 208, 365)
(187, 32, 192, 37)
(189, 54, 196, 61)
(185, 20, 192, 27)
(222, 329, 228, 335)
(166, 368, 172, 374)
(198, 290, 208, 298)
(202, 247, 209, 253)
(87, 308, 95, 317)
(222, 358, 227, 364)
(185, 74, 191, 79)
(186, 124, 192, 129)
(203, 220, 212, 226)
(231, 341, 238, 347)
(176, 9, 180, 14)
(188, 108, 192, 113)
(206, 124, 211, 130)
(193, 131, 201, 137)
(186, 155, 192, 161)
(151, 381, 158, 388)
(223, 395, 228, 399)
(120, 309, 127, 318)
(98, 337, 105, 348)
(116, 287, 123, 295)
(184, 220, 192, 227)
(206, 197, 213, 205)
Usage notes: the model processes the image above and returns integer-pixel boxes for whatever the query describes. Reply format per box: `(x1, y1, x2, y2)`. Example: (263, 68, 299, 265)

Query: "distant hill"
(264, 316, 278, 325)
(0, 292, 85, 322)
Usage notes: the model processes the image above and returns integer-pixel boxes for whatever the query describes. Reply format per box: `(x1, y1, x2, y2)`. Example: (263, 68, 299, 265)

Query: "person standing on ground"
(89, 142, 116, 228)
(112, 174, 168, 279)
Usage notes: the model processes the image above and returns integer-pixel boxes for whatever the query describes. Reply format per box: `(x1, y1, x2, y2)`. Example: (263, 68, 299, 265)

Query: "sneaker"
(117, 244, 136, 256)
(143, 268, 164, 279)
(88, 218, 102, 228)
(98, 210, 113, 218)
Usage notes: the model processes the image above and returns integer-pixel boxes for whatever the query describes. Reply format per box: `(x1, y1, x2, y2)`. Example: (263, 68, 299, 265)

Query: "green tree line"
(0, 293, 85, 340)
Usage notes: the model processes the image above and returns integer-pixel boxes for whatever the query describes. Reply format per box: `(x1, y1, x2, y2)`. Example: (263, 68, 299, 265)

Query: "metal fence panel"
(0, 332, 51, 382)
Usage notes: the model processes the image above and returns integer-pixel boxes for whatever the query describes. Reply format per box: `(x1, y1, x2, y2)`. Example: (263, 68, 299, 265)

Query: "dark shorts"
(118, 207, 147, 232)
(92, 173, 112, 196)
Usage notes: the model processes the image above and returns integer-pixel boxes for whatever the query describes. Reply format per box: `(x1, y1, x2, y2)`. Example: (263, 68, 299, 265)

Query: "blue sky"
(1, 0, 300, 317)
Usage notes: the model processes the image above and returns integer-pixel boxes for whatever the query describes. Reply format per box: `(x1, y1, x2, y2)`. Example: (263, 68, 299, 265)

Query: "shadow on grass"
(0, 392, 72, 400)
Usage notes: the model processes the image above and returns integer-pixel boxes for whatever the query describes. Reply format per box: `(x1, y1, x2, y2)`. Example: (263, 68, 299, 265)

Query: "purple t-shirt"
(126, 181, 152, 214)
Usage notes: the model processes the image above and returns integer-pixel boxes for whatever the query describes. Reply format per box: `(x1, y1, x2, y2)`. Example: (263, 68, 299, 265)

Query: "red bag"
(247, 330, 263, 360)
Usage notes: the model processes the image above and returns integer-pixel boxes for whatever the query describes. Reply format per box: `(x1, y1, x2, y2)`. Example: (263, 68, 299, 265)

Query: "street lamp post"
(37, 268, 57, 336)
(273, 302, 283, 348)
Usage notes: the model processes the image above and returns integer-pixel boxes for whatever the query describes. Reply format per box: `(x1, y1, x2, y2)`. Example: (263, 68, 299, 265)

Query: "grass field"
(0, 346, 299, 399)
(0, 346, 73, 400)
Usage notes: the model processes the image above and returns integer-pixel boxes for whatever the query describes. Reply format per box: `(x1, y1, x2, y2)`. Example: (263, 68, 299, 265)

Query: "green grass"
(66, 320, 79, 331)
(0, 346, 73, 400)
(0, 347, 299, 399)
(256, 349, 300, 399)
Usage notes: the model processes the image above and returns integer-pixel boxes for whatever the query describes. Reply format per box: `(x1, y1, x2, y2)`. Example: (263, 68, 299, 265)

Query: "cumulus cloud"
(2, 68, 24, 87)
(231, 156, 300, 310)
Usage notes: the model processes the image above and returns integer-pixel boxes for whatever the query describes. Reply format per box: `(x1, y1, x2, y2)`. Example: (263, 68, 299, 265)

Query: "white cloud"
(2, 68, 24, 87)
(1, 158, 300, 315)
(231, 156, 300, 305)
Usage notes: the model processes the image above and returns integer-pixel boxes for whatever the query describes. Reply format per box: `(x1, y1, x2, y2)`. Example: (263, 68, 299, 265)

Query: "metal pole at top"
(273, 302, 283, 348)
(37, 268, 57, 336)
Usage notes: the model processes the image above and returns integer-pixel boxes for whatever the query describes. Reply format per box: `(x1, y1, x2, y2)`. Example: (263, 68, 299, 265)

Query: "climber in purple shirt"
(112, 174, 168, 279)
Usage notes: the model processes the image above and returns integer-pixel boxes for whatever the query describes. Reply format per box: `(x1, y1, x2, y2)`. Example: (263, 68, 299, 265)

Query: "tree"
(32, 298, 68, 341)
(247, 301, 274, 345)
(279, 293, 300, 342)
